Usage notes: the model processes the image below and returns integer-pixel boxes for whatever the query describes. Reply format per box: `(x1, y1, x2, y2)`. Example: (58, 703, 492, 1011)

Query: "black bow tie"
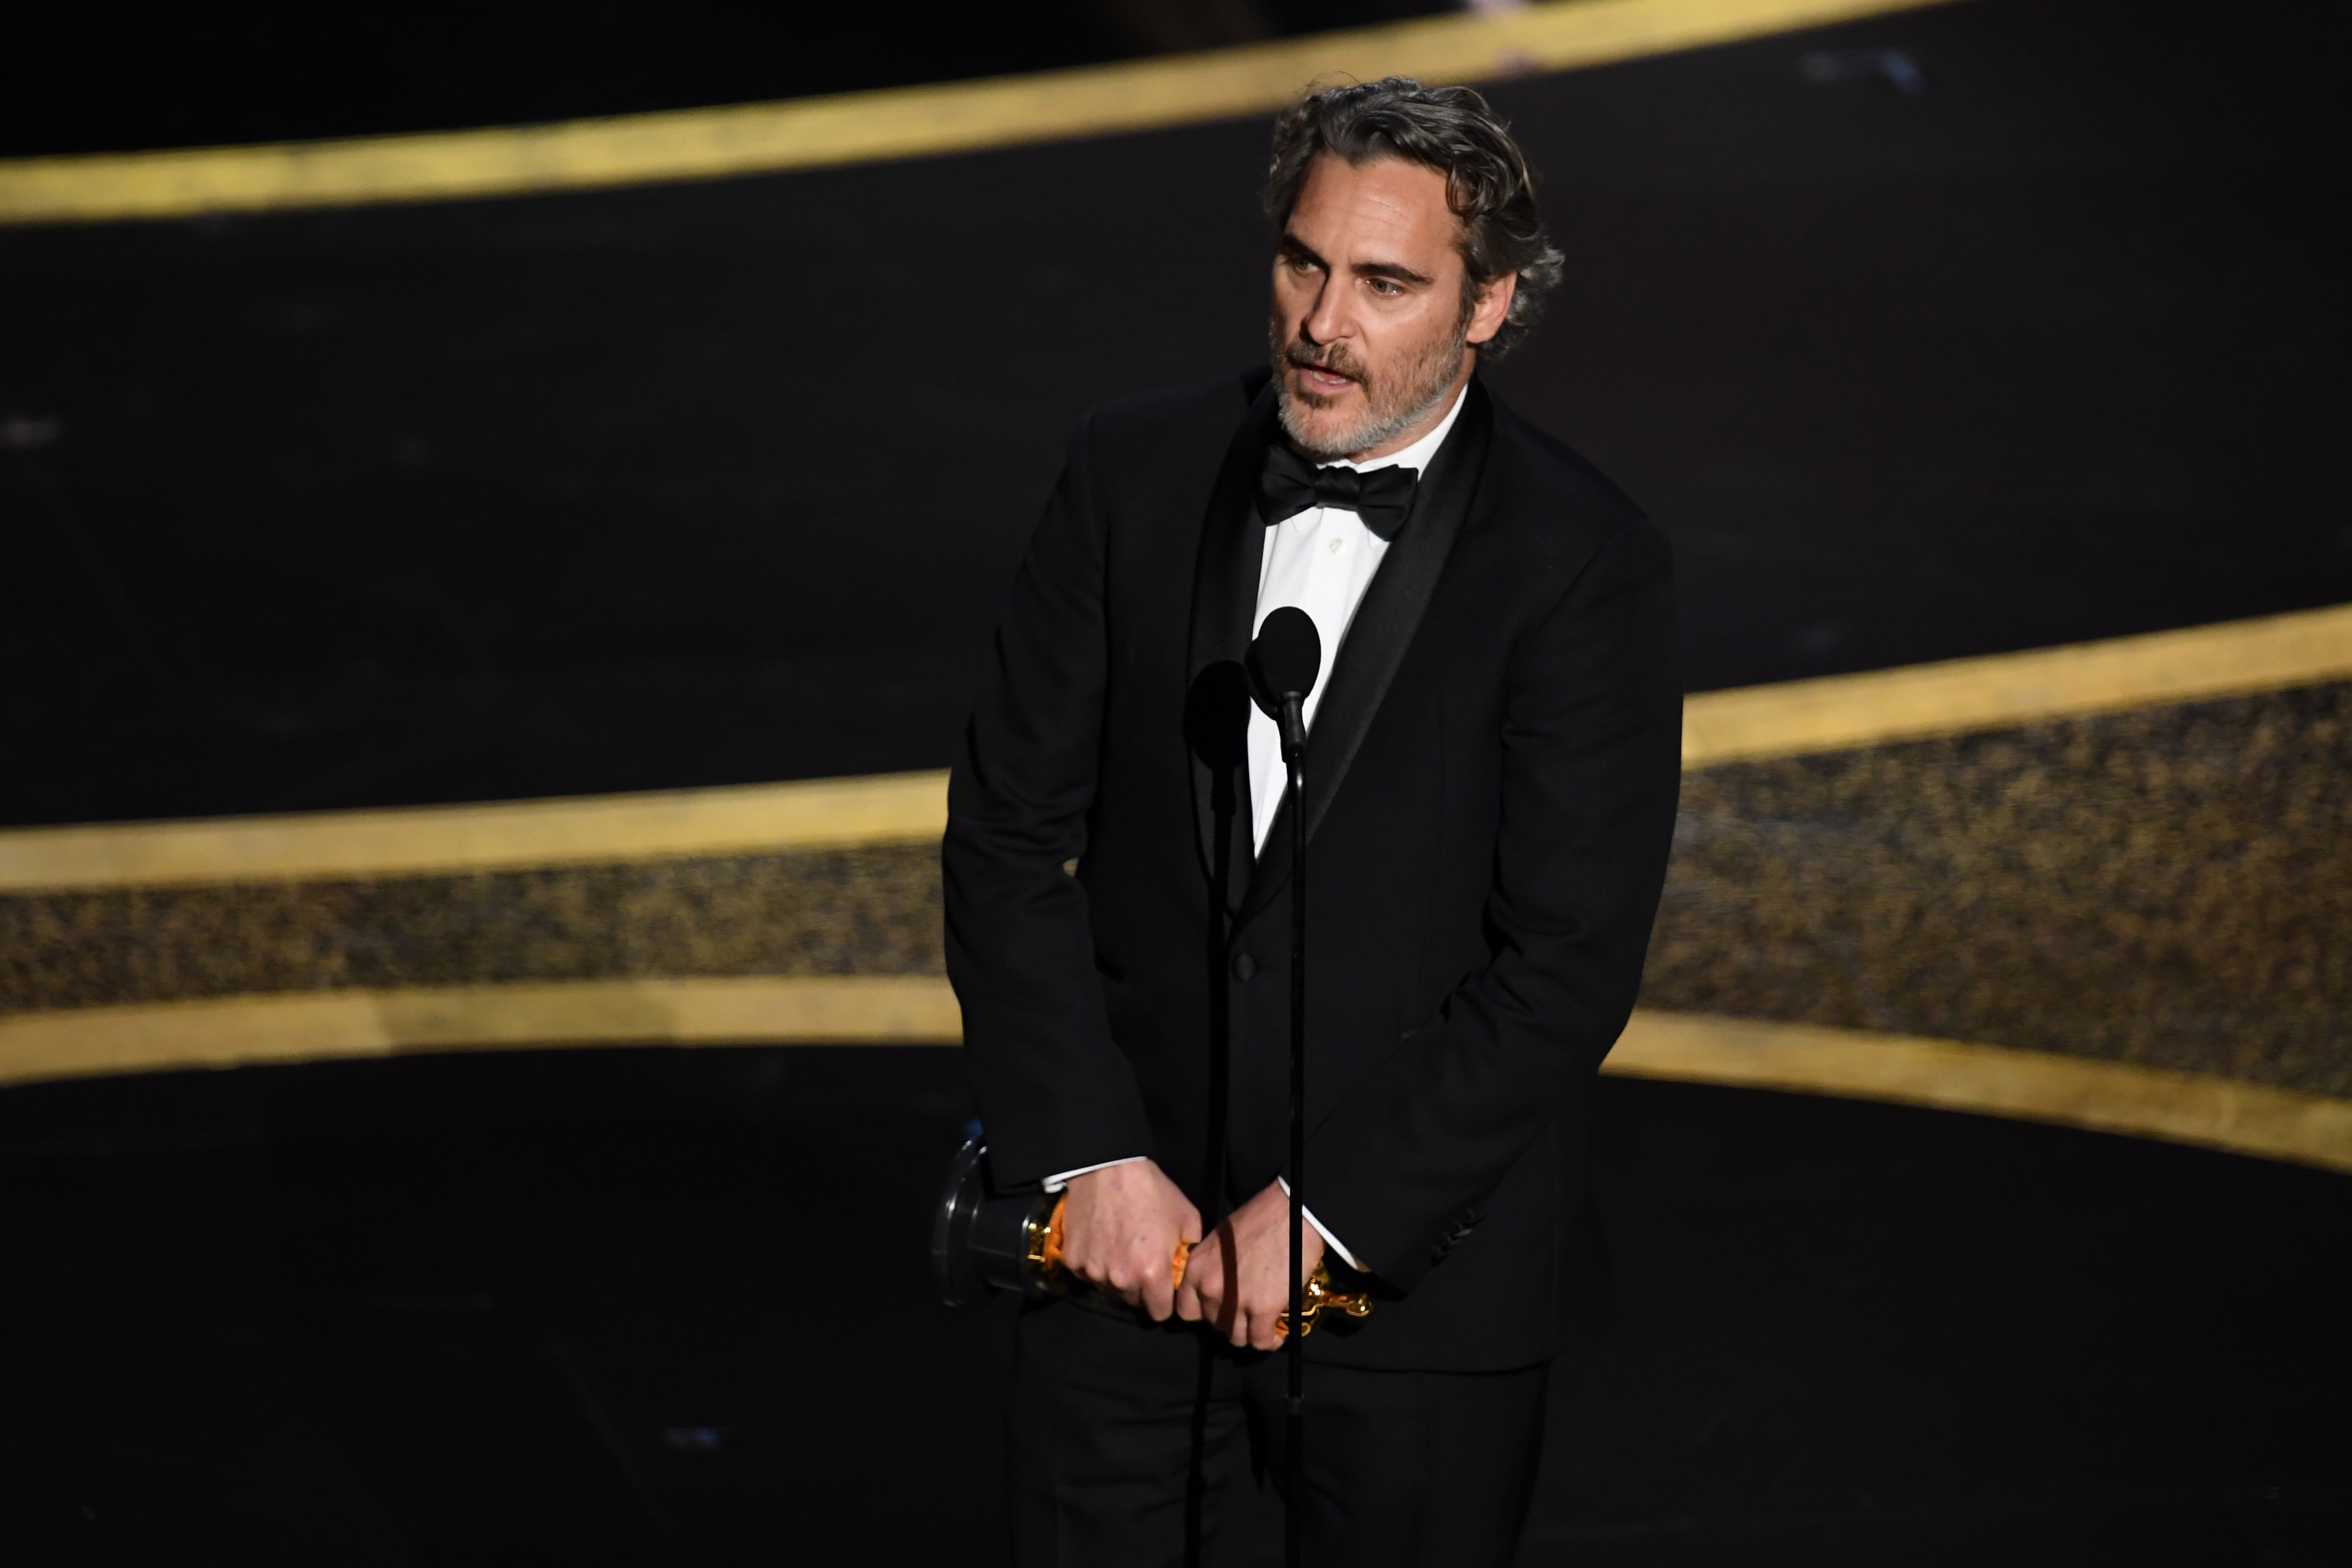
(1257, 443, 1420, 541)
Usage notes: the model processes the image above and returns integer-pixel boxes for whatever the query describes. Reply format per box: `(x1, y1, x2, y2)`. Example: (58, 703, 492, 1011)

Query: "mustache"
(1281, 340, 1366, 383)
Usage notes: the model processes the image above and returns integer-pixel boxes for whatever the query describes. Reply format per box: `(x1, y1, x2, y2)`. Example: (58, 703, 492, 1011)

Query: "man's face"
(1269, 153, 1515, 462)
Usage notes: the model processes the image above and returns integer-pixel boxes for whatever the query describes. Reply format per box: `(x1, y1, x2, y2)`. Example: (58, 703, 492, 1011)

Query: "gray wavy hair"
(1263, 77, 1564, 360)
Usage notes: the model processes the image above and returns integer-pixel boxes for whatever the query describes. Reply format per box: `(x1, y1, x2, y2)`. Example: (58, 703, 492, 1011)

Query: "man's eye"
(1369, 279, 1401, 297)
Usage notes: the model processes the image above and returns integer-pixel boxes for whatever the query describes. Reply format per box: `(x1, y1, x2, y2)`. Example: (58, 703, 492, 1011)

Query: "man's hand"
(1174, 1181, 1323, 1351)
(1058, 1160, 1202, 1322)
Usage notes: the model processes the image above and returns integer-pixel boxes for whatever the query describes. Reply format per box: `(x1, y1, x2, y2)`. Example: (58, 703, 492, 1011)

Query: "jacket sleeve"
(1305, 518, 1683, 1291)
(943, 417, 1156, 1189)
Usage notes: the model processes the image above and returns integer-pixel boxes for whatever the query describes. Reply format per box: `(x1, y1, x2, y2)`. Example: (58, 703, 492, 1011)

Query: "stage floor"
(2, 1046, 2345, 1565)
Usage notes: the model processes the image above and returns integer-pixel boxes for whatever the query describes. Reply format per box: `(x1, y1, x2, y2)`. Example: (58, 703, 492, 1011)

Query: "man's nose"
(1301, 276, 1351, 346)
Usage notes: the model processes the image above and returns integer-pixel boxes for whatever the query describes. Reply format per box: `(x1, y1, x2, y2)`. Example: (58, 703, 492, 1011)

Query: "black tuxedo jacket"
(945, 370, 1681, 1371)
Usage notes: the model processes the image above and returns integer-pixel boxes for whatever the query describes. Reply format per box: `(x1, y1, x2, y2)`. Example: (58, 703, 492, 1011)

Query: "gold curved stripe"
(1680, 601, 2352, 768)
(1, 983, 2340, 1174)
(0, 771, 948, 894)
(0, 0, 1951, 226)
(3, 601, 2345, 893)
(1606, 1012, 2352, 1175)
(0, 977, 964, 1084)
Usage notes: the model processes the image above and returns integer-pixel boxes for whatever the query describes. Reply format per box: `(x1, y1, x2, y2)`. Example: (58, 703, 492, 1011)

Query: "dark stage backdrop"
(2, 0, 2348, 826)
(0, 0, 1453, 157)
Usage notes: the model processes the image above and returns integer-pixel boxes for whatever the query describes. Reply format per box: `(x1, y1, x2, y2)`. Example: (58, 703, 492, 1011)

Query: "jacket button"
(1231, 951, 1257, 982)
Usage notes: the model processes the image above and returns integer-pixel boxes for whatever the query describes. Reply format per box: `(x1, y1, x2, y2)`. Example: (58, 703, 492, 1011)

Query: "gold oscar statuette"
(1025, 1192, 1373, 1336)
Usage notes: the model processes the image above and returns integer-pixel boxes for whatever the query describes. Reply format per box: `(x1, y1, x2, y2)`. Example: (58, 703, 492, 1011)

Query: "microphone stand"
(1244, 608, 1321, 1568)
(1186, 671, 1241, 1568)
(1279, 689, 1308, 1568)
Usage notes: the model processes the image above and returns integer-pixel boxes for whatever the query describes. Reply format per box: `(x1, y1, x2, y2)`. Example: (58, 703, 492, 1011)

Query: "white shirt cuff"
(1276, 1177, 1364, 1272)
(1042, 1165, 1366, 1273)
(1041, 1155, 1146, 1193)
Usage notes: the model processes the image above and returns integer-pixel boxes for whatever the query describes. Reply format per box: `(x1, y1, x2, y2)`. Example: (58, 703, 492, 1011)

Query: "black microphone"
(1247, 606, 1322, 763)
(1184, 660, 1252, 778)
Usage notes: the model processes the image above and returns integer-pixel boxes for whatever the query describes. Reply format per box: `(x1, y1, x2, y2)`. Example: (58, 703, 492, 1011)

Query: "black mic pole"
(1244, 605, 1320, 1568)
(1281, 690, 1308, 1568)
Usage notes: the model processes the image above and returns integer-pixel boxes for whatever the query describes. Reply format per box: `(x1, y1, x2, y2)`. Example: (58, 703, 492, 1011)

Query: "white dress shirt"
(1043, 384, 1472, 1275)
(1245, 385, 1467, 856)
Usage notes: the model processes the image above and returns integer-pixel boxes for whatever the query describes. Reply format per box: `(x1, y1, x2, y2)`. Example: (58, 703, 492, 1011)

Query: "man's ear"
(1465, 272, 1518, 347)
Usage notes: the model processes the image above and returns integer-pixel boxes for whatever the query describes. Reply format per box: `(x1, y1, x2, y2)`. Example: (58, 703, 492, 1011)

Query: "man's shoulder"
(1483, 392, 1646, 535)
(1076, 368, 1269, 471)
(1468, 388, 1668, 598)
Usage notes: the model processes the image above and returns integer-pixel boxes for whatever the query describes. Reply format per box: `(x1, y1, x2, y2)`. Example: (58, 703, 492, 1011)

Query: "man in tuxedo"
(945, 77, 1682, 1567)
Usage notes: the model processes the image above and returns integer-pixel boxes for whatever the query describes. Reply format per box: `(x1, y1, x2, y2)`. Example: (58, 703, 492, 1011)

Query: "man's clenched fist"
(1173, 1180, 1323, 1351)
(1058, 1160, 1203, 1322)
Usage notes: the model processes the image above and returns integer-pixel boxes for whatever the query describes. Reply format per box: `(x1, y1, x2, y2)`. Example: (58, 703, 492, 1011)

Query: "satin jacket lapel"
(1240, 379, 1495, 927)
(1187, 377, 1279, 892)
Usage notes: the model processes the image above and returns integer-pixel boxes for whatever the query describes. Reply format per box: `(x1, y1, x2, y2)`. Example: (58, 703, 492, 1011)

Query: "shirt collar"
(1322, 380, 1469, 478)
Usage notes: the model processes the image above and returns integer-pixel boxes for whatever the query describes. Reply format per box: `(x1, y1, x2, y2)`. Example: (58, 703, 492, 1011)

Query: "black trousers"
(1008, 1300, 1549, 1568)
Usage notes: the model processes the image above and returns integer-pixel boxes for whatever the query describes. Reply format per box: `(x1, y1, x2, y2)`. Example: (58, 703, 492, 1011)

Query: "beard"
(1270, 300, 1471, 462)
